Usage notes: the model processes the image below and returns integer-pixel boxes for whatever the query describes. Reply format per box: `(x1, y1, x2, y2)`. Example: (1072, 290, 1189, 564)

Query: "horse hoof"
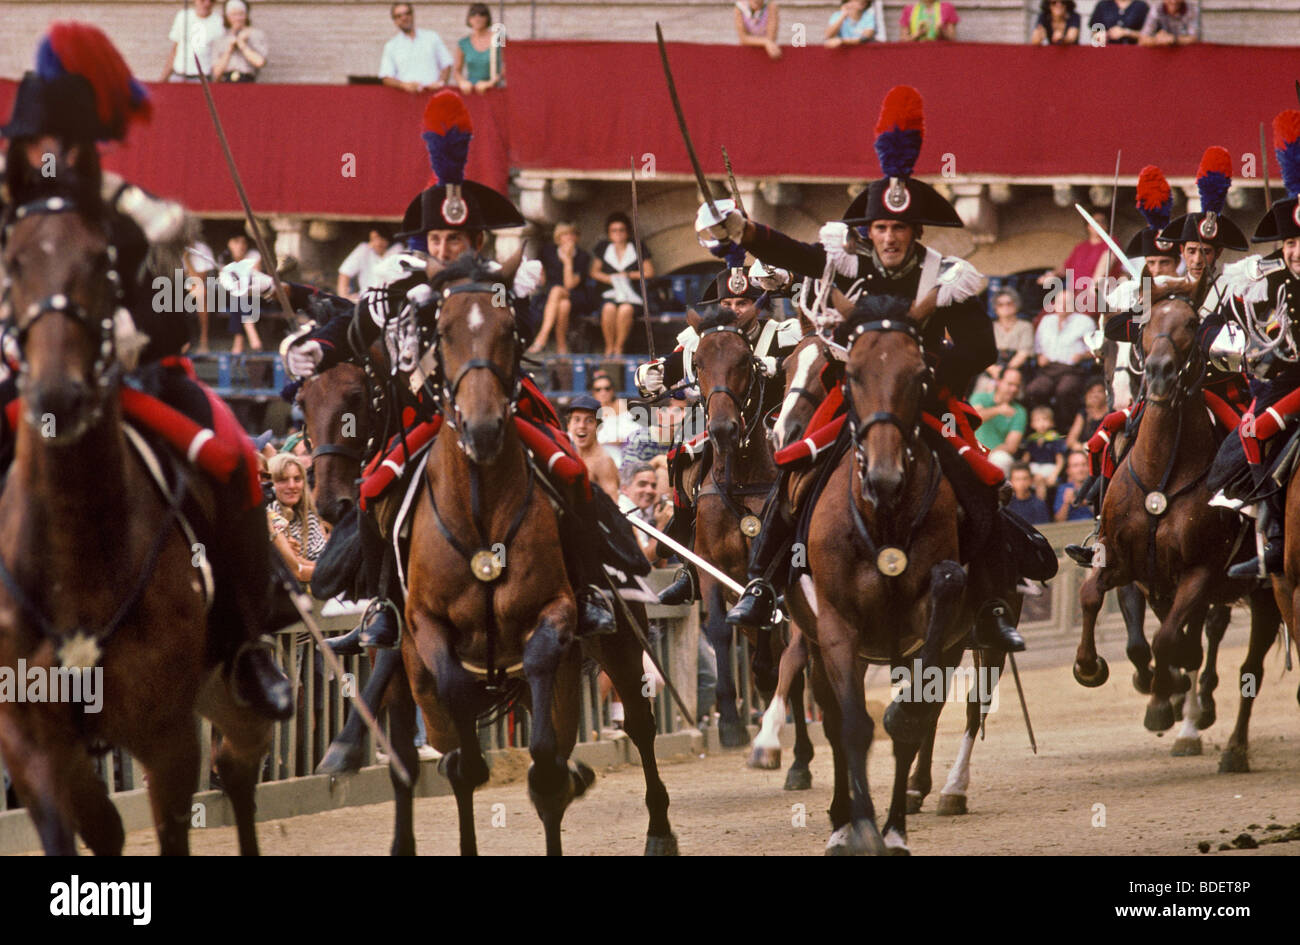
(1171, 737, 1203, 757)
(1073, 656, 1109, 688)
(315, 740, 365, 776)
(1196, 699, 1217, 731)
(570, 760, 596, 798)
(644, 832, 680, 856)
(825, 821, 885, 856)
(936, 793, 967, 816)
(783, 766, 812, 791)
(718, 720, 750, 749)
(1144, 701, 1176, 733)
(1132, 668, 1153, 695)
(1218, 746, 1250, 774)
(906, 790, 925, 814)
(747, 745, 781, 770)
(883, 828, 911, 856)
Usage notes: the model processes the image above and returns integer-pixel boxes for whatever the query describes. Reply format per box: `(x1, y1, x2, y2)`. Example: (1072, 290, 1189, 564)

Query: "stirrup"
(726, 579, 779, 629)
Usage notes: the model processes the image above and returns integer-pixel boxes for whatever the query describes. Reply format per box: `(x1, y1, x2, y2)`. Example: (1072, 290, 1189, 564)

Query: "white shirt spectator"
(185, 242, 217, 275)
(338, 240, 401, 295)
(379, 28, 454, 87)
(1034, 311, 1096, 365)
(169, 7, 226, 77)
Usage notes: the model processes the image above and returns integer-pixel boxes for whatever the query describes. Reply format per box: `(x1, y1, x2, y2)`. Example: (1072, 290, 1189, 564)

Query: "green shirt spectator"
(971, 367, 1027, 477)
(455, 3, 503, 92)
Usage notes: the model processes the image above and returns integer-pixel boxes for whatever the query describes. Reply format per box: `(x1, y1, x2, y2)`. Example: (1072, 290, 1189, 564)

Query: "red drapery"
(1, 42, 1294, 217)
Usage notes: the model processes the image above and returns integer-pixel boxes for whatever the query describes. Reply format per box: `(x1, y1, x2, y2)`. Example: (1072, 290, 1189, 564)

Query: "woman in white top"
(211, 0, 269, 82)
(589, 211, 654, 356)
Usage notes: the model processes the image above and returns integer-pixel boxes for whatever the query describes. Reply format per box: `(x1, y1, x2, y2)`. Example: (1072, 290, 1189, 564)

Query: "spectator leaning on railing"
(455, 3, 504, 94)
(1089, 0, 1149, 44)
(734, 0, 783, 60)
(1030, 0, 1080, 45)
(212, 0, 268, 82)
(380, 2, 454, 93)
(825, 0, 885, 47)
(899, 0, 958, 41)
(267, 453, 328, 586)
(337, 226, 398, 300)
(1139, 0, 1198, 46)
(163, 0, 225, 82)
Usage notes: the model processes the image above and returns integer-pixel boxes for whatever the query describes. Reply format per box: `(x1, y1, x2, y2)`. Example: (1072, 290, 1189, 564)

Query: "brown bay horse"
(688, 305, 814, 786)
(1074, 281, 1281, 769)
(0, 182, 271, 854)
(401, 259, 675, 855)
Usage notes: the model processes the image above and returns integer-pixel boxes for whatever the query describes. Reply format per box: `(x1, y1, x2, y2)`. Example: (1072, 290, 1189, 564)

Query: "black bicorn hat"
(1252, 110, 1300, 243)
(839, 85, 963, 229)
(697, 267, 766, 305)
(1159, 147, 1248, 252)
(394, 90, 524, 240)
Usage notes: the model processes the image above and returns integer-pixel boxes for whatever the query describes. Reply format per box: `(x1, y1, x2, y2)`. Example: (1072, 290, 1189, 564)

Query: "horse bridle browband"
(697, 323, 767, 448)
(433, 281, 523, 437)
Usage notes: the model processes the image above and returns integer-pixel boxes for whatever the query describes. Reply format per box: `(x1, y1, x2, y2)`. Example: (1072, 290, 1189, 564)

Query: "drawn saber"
(629, 156, 655, 360)
(722, 145, 747, 216)
(656, 23, 720, 215)
(1006, 652, 1037, 754)
(1100, 150, 1121, 312)
(1076, 203, 1141, 281)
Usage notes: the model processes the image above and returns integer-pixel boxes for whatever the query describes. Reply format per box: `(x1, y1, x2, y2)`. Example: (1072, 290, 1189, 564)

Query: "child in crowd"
(1006, 463, 1050, 525)
(1067, 380, 1109, 452)
(1021, 405, 1066, 500)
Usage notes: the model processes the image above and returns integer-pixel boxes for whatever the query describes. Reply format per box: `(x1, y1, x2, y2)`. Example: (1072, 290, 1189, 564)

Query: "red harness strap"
(513, 416, 591, 499)
(919, 412, 1005, 486)
(1239, 386, 1300, 465)
(358, 416, 443, 510)
(1086, 408, 1132, 478)
(774, 385, 846, 467)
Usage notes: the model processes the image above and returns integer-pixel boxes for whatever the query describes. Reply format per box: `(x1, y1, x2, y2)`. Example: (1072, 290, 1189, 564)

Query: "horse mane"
(2, 141, 105, 220)
(1149, 270, 1205, 307)
(428, 253, 500, 294)
(690, 303, 735, 332)
(833, 293, 912, 346)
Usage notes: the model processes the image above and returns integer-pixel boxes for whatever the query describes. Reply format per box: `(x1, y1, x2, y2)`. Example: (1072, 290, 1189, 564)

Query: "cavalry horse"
(0, 164, 272, 854)
(401, 258, 675, 855)
(687, 305, 814, 787)
(1074, 279, 1282, 769)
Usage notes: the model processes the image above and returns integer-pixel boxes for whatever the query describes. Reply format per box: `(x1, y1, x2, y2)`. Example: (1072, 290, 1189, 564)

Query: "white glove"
(694, 198, 745, 245)
(1105, 278, 1141, 314)
(286, 340, 324, 379)
(370, 252, 427, 289)
(218, 258, 259, 297)
(1084, 328, 1106, 357)
(635, 360, 666, 396)
(512, 258, 544, 298)
(819, 222, 856, 278)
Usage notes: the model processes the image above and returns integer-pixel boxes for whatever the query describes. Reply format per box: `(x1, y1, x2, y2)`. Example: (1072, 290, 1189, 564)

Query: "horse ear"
(498, 244, 523, 284)
(828, 287, 855, 320)
(686, 307, 701, 330)
(908, 286, 940, 327)
(797, 309, 815, 336)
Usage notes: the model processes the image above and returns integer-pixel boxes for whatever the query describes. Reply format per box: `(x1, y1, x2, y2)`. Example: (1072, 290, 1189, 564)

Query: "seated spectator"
(1007, 464, 1050, 525)
(987, 287, 1035, 383)
(971, 368, 1026, 476)
(1022, 405, 1066, 499)
(825, 0, 884, 46)
(1030, 0, 1080, 45)
(530, 222, 593, 355)
(1139, 0, 1198, 46)
(566, 394, 620, 500)
(1066, 380, 1108, 451)
(734, 0, 782, 60)
(163, 0, 225, 82)
(455, 3, 503, 94)
(212, 0, 268, 82)
(590, 212, 654, 357)
(1039, 209, 1110, 316)
(183, 239, 217, 352)
(1089, 0, 1149, 44)
(591, 370, 637, 467)
(380, 3, 453, 93)
(900, 1, 958, 41)
(1054, 450, 1094, 522)
(266, 453, 328, 586)
(337, 227, 398, 300)
(1026, 289, 1095, 429)
(618, 462, 672, 566)
(623, 400, 684, 470)
(216, 232, 264, 353)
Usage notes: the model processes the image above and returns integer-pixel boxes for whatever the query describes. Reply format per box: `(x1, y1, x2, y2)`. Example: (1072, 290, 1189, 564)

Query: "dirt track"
(116, 632, 1300, 856)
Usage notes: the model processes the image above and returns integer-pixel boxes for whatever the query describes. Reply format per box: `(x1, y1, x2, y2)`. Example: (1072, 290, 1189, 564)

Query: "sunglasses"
(593, 385, 613, 392)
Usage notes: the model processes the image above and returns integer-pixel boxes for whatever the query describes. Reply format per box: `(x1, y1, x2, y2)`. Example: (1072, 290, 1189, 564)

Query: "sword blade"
(1007, 652, 1037, 754)
(625, 512, 744, 597)
(630, 156, 656, 360)
(655, 23, 719, 215)
(1261, 122, 1273, 214)
(1075, 203, 1141, 281)
(1101, 150, 1121, 312)
(722, 145, 747, 217)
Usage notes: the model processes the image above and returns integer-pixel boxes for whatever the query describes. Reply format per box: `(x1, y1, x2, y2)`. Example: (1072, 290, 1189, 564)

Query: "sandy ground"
(113, 631, 1300, 856)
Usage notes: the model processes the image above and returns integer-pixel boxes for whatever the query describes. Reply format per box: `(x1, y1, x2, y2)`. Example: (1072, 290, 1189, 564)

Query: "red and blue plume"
(1135, 165, 1172, 232)
(1195, 146, 1232, 215)
(421, 91, 472, 188)
(36, 22, 150, 141)
(873, 86, 924, 179)
(709, 241, 747, 270)
(1273, 110, 1300, 199)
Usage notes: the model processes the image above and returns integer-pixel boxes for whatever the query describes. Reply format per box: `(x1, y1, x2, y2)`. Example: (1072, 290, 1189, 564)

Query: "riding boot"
(1064, 475, 1104, 567)
(973, 598, 1026, 652)
(231, 638, 294, 720)
(326, 599, 402, 656)
(658, 564, 698, 606)
(557, 508, 617, 636)
(1227, 490, 1285, 578)
(726, 484, 793, 629)
(657, 506, 698, 605)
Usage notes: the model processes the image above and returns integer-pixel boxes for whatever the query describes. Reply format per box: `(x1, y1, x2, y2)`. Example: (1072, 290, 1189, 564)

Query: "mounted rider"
(683, 86, 1047, 650)
(283, 91, 650, 648)
(634, 245, 801, 605)
(0, 22, 292, 719)
(1204, 110, 1300, 578)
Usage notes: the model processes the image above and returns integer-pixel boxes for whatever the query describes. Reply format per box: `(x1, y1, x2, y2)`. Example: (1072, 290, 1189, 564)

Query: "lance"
(629, 156, 656, 360)
(194, 56, 296, 323)
(656, 23, 720, 216)
(270, 556, 411, 787)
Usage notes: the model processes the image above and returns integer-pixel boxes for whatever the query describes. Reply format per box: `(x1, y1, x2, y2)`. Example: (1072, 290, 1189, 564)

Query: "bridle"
(299, 369, 370, 466)
(430, 280, 523, 442)
(1141, 295, 1206, 411)
(696, 323, 768, 450)
(0, 196, 124, 408)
